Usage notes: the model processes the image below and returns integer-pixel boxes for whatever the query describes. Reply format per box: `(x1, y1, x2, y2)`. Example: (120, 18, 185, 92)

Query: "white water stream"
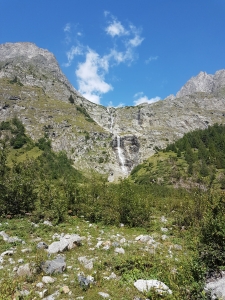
(117, 135, 127, 174)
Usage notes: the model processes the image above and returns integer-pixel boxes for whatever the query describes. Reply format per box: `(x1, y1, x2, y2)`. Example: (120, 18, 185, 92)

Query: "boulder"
(205, 276, 225, 299)
(47, 234, 81, 254)
(41, 256, 66, 274)
(134, 279, 172, 295)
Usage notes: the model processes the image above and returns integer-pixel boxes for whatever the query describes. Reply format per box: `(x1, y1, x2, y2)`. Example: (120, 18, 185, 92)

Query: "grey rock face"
(0, 42, 82, 104)
(176, 70, 225, 97)
(41, 256, 66, 274)
(1, 42, 225, 180)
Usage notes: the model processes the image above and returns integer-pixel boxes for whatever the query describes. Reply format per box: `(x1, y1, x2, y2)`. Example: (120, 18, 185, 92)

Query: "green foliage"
(69, 94, 75, 104)
(9, 76, 23, 86)
(0, 121, 11, 130)
(76, 104, 95, 122)
(36, 136, 51, 151)
(199, 193, 225, 271)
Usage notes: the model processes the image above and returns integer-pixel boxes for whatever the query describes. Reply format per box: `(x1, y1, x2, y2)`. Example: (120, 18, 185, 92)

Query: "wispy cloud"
(63, 45, 83, 67)
(133, 92, 161, 106)
(64, 23, 71, 32)
(145, 56, 158, 64)
(105, 20, 129, 37)
(63, 14, 145, 104)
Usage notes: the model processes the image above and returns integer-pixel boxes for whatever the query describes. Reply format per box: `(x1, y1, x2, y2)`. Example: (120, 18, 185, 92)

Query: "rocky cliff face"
(176, 70, 225, 97)
(1, 42, 225, 180)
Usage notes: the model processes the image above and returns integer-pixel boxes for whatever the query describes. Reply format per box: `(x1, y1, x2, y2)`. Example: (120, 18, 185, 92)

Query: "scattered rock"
(134, 279, 172, 295)
(17, 263, 32, 277)
(36, 282, 44, 289)
(47, 234, 81, 254)
(42, 276, 55, 284)
(61, 285, 70, 294)
(37, 241, 48, 249)
(78, 256, 93, 269)
(78, 273, 94, 290)
(98, 291, 110, 298)
(1, 250, 14, 257)
(135, 235, 155, 244)
(43, 290, 60, 300)
(42, 256, 66, 275)
(43, 220, 53, 226)
(205, 276, 225, 299)
(114, 247, 125, 254)
(161, 216, 168, 223)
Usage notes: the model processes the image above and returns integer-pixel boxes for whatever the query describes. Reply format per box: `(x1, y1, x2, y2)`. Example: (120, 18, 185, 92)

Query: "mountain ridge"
(1, 42, 225, 180)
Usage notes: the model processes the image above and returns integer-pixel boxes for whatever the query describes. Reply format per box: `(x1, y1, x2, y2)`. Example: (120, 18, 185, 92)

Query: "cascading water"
(107, 107, 114, 133)
(117, 135, 127, 174)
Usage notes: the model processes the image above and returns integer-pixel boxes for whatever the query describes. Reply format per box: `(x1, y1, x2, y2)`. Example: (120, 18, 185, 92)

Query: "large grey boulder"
(134, 279, 172, 295)
(41, 256, 66, 275)
(47, 234, 81, 254)
(205, 276, 225, 299)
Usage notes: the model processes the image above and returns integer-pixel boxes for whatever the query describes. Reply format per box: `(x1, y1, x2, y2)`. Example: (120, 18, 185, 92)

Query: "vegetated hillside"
(1, 42, 225, 181)
(1, 119, 225, 299)
(130, 123, 225, 191)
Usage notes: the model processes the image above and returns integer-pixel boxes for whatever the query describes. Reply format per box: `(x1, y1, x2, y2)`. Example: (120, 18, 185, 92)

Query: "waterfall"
(117, 135, 127, 174)
(107, 107, 114, 133)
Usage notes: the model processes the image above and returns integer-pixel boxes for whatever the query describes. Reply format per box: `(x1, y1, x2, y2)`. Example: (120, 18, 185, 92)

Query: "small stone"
(161, 227, 168, 233)
(61, 285, 70, 294)
(17, 263, 32, 277)
(78, 256, 93, 269)
(1, 250, 14, 257)
(36, 282, 44, 288)
(98, 292, 110, 298)
(161, 216, 168, 223)
(115, 247, 125, 254)
(173, 244, 182, 250)
(37, 242, 48, 249)
(21, 248, 31, 253)
(18, 258, 24, 264)
(42, 276, 55, 284)
(43, 220, 53, 226)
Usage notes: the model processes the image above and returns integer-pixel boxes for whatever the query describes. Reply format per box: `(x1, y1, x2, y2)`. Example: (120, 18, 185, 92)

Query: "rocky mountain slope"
(1, 42, 225, 180)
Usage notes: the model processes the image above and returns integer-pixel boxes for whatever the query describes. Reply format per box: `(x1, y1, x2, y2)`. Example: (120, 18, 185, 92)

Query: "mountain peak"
(0, 42, 54, 62)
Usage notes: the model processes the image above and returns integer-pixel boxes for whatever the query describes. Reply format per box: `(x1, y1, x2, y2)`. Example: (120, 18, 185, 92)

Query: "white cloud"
(63, 13, 145, 104)
(63, 45, 83, 67)
(64, 23, 71, 32)
(145, 56, 158, 64)
(105, 20, 128, 37)
(76, 49, 113, 104)
(133, 93, 161, 106)
(129, 35, 144, 47)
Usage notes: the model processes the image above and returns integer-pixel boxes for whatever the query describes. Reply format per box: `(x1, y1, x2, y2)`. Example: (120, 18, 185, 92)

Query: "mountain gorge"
(1, 42, 225, 180)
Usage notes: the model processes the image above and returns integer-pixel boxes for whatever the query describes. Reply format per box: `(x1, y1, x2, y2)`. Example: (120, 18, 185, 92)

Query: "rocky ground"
(0, 215, 191, 300)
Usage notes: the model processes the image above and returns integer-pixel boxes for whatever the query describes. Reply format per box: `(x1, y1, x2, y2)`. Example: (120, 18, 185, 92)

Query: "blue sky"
(1, 0, 225, 107)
